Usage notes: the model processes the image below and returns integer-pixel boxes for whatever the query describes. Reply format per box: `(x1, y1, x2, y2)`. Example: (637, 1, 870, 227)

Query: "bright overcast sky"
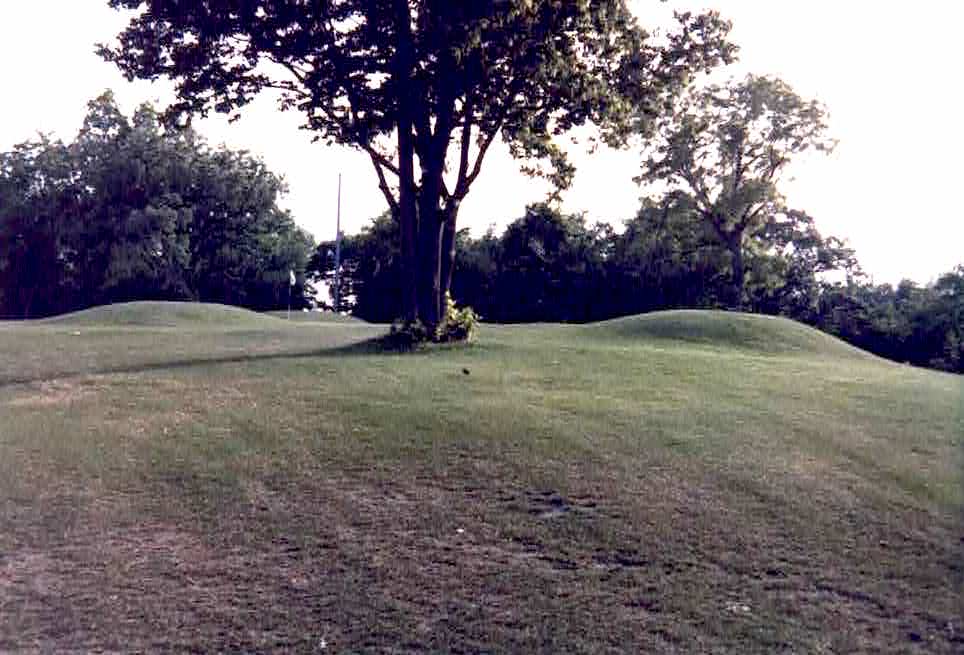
(1, 1, 961, 284)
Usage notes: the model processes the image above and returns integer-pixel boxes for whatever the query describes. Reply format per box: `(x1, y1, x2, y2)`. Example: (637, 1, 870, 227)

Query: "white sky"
(1, 1, 961, 284)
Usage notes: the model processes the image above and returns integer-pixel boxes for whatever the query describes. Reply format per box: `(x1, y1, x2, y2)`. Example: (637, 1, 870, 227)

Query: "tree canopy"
(0, 92, 314, 318)
(639, 74, 835, 307)
(311, 203, 962, 373)
(101, 0, 736, 333)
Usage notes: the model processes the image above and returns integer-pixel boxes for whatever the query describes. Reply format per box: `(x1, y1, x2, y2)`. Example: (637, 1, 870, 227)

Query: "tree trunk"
(397, 129, 418, 323)
(416, 213, 443, 332)
(728, 232, 745, 310)
(392, 0, 418, 323)
(413, 92, 455, 334)
(439, 203, 459, 301)
(416, 179, 445, 332)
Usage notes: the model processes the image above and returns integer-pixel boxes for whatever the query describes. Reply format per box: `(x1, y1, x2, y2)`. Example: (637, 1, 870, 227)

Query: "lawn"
(1, 303, 961, 653)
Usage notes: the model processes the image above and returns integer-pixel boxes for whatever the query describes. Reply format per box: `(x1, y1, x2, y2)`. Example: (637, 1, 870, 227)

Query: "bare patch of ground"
(2, 460, 959, 654)
(5, 380, 96, 408)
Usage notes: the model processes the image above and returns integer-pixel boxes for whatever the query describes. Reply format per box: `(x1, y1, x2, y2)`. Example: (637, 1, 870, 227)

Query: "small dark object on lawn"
(462, 368, 471, 375)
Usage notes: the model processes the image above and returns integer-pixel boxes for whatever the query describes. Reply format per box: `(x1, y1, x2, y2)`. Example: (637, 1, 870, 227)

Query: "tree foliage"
(814, 269, 964, 372)
(639, 74, 835, 307)
(0, 92, 314, 318)
(101, 0, 736, 334)
(314, 202, 962, 373)
(309, 212, 403, 321)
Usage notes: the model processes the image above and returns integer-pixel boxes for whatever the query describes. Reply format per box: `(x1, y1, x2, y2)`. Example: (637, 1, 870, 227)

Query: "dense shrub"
(436, 293, 479, 343)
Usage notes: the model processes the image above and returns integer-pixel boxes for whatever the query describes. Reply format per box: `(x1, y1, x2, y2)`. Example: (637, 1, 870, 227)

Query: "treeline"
(309, 69, 961, 372)
(4, 92, 959, 374)
(312, 204, 963, 373)
(0, 92, 314, 319)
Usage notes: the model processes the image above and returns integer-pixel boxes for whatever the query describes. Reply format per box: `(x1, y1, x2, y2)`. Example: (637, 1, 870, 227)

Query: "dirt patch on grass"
(0, 513, 321, 652)
(6, 380, 95, 408)
(0, 551, 62, 599)
(1, 460, 961, 653)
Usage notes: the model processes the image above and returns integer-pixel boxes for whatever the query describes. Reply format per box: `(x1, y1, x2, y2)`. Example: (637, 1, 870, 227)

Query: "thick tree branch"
(457, 125, 499, 200)
(441, 95, 475, 213)
(681, 161, 713, 212)
(732, 136, 744, 192)
(364, 146, 400, 216)
(454, 96, 474, 194)
(737, 203, 768, 233)
(362, 144, 400, 177)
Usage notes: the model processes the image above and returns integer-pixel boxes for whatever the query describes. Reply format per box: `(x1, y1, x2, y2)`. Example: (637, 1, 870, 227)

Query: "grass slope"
(1, 308, 961, 653)
(39, 300, 287, 328)
(265, 309, 367, 324)
(586, 309, 877, 359)
(0, 302, 383, 386)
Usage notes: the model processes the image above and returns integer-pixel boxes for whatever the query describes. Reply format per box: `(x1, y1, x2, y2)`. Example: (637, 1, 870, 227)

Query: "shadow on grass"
(0, 336, 392, 389)
(0, 334, 494, 389)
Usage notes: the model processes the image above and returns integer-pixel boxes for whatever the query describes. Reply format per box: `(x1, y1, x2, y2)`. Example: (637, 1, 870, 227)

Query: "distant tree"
(309, 212, 403, 322)
(610, 194, 729, 312)
(232, 208, 317, 311)
(70, 96, 198, 305)
(0, 93, 314, 318)
(184, 147, 312, 309)
(894, 271, 963, 372)
(808, 269, 964, 373)
(745, 208, 860, 319)
(494, 204, 610, 322)
(639, 75, 835, 308)
(451, 227, 502, 320)
(929, 266, 964, 371)
(0, 137, 78, 318)
(101, 0, 736, 335)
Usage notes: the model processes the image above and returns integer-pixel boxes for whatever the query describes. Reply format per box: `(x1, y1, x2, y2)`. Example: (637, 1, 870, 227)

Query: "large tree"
(639, 74, 834, 308)
(101, 0, 735, 334)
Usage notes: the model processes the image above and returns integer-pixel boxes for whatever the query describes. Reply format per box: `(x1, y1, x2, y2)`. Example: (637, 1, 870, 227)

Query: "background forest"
(0, 93, 314, 318)
(2, 90, 961, 372)
(312, 204, 963, 373)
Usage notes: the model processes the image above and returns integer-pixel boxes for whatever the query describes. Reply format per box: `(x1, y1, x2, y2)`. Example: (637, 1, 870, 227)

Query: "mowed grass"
(265, 309, 368, 324)
(1, 303, 961, 653)
(0, 301, 382, 385)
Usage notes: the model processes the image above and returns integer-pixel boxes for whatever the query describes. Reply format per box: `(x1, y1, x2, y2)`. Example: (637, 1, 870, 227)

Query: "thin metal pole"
(334, 173, 342, 312)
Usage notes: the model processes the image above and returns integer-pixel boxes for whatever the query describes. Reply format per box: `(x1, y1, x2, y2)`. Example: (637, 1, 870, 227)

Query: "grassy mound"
(585, 309, 876, 359)
(40, 301, 286, 328)
(2, 310, 960, 652)
(264, 310, 366, 324)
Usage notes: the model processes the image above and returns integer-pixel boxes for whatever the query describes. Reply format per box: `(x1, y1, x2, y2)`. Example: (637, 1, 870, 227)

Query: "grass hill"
(584, 309, 876, 359)
(1, 306, 961, 652)
(39, 301, 287, 328)
(1, 302, 383, 386)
